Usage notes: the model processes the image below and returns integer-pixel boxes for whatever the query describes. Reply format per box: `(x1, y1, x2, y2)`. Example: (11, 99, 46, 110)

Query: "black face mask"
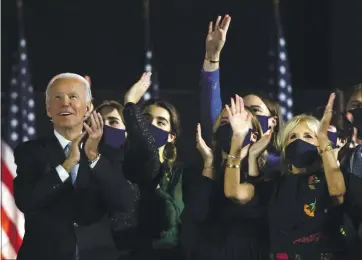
(349, 108, 362, 138)
(285, 139, 319, 168)
(216, 124, 253, 154)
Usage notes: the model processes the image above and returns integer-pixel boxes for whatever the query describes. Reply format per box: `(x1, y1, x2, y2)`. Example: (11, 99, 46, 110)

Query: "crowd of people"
(13, 15, 362, 260)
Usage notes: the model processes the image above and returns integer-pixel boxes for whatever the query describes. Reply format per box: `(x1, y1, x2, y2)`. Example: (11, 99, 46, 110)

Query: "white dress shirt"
(54, 130, 100, 182)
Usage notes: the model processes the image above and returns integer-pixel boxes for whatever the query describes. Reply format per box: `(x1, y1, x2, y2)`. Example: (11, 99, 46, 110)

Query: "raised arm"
(318, 93, 346, 203)
(200, 15, 231, 145)
(122, 72, 161, 182)
(223, 96, 255, 204)
(123, 102, 160, 182)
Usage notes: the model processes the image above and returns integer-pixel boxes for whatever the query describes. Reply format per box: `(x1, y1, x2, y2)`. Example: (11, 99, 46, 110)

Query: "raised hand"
(205, 15, 231, 60)
(124, 72, 152, 105)
(318, 93, 335, 141)
(83, 111, 104, 160)
(196, 123, 213, 165)
(225, 95, 252, 137)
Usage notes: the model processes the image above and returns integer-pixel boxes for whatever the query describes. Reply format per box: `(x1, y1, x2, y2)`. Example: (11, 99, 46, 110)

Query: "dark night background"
(2, 0, 362, 163)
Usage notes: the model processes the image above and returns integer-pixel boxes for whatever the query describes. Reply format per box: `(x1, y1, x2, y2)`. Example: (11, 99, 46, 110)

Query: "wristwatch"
(88, 153, 101, 164)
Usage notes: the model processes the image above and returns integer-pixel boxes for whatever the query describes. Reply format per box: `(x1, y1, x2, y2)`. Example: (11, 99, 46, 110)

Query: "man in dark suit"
(13, 73, 130, 260)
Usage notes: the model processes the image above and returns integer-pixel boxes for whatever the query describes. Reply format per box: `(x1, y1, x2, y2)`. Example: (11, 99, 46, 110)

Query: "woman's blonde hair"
(211, 107, 268, 169)
(278, 114, 320, 172)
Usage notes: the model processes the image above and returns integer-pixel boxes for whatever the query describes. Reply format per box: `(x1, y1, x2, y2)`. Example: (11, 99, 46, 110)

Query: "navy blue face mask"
(216, 124, 254, 154)
(256, 115, 271, 134)
(149, 124, 169, 148)
(327, 131, 338, 149)
(285, 139, 319, 168)
(103, 125, 126, 148)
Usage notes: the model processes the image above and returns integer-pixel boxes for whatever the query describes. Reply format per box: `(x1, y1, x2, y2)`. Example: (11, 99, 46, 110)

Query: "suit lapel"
(43, 134, 67, 167)
(42, 134, 73, 185)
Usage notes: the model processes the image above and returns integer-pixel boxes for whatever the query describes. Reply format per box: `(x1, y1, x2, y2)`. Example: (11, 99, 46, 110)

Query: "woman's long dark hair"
(142, 99, 181, 172)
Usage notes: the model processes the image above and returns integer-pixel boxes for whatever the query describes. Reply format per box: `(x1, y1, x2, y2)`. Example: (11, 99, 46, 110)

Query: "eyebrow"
(144, 113, 169, 124)
(290, 132, 313, 135)
(105, 116, 121, 121)
(248, 105, 262, 109)
(156, 116, 169, 124)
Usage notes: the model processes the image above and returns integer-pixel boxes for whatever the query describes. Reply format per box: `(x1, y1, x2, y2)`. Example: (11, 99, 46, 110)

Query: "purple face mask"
(148, 124, 169, 148)
(256, 115, 271, 134)
(327, 131, 338, 149)
(103, 125, 126, 148)
(216, 124, 254, 154)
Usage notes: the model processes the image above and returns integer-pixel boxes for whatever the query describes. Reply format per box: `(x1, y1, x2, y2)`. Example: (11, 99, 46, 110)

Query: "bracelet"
(204, 166, 214, 170)
(227, 154, 242, 159)
(319, 142, 333, 155)
(226, 164, 240, 169)
(205, 57, 220, 63)
(89, 153, 101, 164)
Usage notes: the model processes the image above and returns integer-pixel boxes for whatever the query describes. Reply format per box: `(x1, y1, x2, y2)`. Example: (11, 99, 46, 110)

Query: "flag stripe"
(2, 160, 15, 194)
(1, 206, 22, 253)
(1, 231, 17, 260)
(1, 182, 25, 237)
(2, 141, 17, 179)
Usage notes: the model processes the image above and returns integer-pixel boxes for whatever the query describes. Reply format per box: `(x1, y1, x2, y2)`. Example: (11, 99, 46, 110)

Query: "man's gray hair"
(45, 73, 92, 104)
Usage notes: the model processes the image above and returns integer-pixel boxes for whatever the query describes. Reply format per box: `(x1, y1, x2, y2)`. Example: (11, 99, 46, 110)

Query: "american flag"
(275, 2, 293, 121)
(143, 50, 160, 101)
(1, 1, 35, 258)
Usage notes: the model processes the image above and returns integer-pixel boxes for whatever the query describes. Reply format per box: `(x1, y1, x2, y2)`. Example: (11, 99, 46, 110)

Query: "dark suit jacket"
(13, 134, 131, 260)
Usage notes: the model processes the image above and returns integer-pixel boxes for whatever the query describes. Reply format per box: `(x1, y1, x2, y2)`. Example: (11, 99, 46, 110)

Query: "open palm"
(124, 72, 152, 105)
(225, 95, 252, 137)
(318, 93, 335, 140)
(206, 15, 231, 56)
(196, 123, 213, 163)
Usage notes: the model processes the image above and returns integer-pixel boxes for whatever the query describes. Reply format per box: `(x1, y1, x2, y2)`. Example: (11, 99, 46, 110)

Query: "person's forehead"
(51, 78, 85, 91)
(147, 105, 170, 119)
(291, 122, 312, 133)
(101, 107, 121, 118)
(243, 94, 265, 106)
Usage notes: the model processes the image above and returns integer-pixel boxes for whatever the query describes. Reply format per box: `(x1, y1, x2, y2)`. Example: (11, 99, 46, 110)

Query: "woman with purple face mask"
(200, 15, 283, 180)
(181, 95, 272, 260)
(121, 78, 184, 259)
(95, 100, 141, 258)
(263, 94, 362, 259)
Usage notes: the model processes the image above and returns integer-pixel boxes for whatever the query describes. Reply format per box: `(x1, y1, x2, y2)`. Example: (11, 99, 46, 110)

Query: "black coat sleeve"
(122, 102, 161, 182)
(13, 141, 69, 214)
(90, 154, 133, 213)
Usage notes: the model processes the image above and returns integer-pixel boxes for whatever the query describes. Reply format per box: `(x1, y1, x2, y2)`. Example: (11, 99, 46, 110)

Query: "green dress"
(152, 167, 184, 250)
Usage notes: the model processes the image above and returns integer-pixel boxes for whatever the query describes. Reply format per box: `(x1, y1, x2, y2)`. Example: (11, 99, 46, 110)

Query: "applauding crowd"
(13, 15, 362, 260)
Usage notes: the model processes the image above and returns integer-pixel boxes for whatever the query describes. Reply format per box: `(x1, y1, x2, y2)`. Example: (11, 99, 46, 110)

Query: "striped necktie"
(64, 143, 79, 184)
